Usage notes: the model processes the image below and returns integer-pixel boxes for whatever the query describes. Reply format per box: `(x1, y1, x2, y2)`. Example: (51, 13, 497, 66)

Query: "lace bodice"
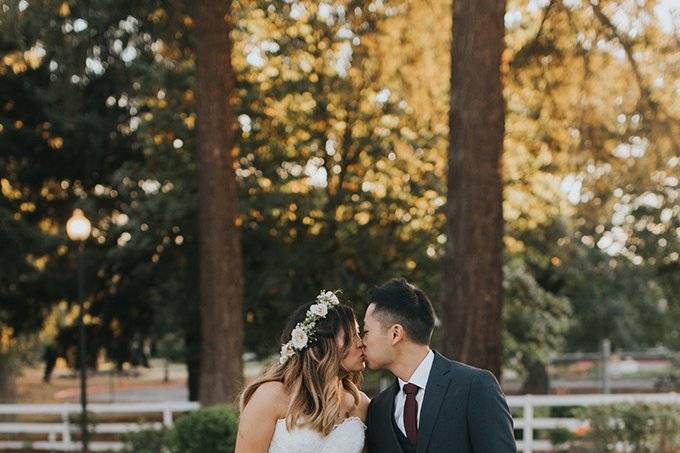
(268, 416, 366, 453)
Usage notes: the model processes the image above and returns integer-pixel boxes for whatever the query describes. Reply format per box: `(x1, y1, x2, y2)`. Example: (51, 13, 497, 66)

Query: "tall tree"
(441, 0, 506, 377)
(193, 0, 244, 404)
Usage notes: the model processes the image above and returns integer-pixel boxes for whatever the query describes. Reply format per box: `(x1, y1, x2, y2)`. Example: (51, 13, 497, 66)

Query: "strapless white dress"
(268, 416, 366, 453)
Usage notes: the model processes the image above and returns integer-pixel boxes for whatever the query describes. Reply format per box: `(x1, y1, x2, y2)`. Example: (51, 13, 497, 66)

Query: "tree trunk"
(520, 358, 550, 394)
(440, 0, 506, 378)
(193, 0, 244, 405)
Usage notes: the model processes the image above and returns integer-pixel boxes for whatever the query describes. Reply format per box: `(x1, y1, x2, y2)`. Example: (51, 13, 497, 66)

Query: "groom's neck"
(391, 344, 431, 382)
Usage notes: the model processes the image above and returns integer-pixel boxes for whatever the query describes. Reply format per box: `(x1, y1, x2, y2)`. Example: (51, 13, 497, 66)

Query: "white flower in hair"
(278, 289, 341, 364)
(317, 291, 340, 306)
(279, 343, 295, 364)
(309, 303, 328, 317)
(290, 327, 309, 349)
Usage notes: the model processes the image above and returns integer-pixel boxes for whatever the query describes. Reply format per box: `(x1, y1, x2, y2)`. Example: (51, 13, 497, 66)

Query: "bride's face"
(339, 321, 366, 372)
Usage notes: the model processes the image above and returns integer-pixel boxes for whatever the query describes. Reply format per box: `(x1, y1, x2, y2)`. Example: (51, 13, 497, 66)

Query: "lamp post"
(66, 209, 91, 452)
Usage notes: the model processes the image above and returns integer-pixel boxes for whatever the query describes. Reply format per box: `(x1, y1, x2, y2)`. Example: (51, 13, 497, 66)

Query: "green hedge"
(121, 427, 172, 453)
(171, 405, 239, 453)
(121, 405, 239, 453)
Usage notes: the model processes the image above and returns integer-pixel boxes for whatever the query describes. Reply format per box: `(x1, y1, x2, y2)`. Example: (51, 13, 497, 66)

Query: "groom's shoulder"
(435, 351, 498, 385)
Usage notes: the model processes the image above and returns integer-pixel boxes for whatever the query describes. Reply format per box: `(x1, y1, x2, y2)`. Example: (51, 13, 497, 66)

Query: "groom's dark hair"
(367, 278, 436, 345)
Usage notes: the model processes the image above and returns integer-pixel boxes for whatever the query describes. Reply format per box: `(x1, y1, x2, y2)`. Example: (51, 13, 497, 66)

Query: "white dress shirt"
(393, 349, 435, 436)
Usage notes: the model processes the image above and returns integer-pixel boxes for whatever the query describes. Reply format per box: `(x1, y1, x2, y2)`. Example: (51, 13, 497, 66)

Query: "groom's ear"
(390, 324, 405, 345)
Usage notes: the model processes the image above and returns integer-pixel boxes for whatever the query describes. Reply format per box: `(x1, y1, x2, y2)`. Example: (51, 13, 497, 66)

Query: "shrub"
(121, 426, 172, 453)
(577, 403, 680, 452)
(548, 426, 576, 450)
(170, 405, 239, 453)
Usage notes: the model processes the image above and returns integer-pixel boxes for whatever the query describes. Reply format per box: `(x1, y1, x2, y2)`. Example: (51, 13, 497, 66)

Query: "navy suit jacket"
(366, 351, 517, 453)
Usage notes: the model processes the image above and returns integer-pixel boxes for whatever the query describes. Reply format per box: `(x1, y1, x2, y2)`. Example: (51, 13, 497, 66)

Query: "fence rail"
(0, 401, 199, 451)
(506, 392, 680, 452)
(2, 393, 680, 452)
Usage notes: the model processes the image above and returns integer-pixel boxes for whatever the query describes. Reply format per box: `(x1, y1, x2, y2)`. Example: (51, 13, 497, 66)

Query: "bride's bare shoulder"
(345, 390, 370, 421)
(244, 381, 288, 419)
(356, 391, 370, 420)
(254, 380, 286, 397)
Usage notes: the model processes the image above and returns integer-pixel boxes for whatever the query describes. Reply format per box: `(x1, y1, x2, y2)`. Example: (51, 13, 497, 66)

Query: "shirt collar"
(398, 349, 434, 391)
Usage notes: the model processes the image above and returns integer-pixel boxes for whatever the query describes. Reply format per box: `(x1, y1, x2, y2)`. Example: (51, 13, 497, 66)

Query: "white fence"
(507, 392, 680, 452)
(0, 401, 199, 451)
(2, 394, 680, 452)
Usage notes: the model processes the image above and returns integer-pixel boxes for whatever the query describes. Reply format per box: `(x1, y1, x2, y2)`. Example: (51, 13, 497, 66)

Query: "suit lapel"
(416, 352, 452, 453)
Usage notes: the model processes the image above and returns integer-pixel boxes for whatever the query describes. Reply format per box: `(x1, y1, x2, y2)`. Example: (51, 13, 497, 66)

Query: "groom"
(362, 278, 517, 453)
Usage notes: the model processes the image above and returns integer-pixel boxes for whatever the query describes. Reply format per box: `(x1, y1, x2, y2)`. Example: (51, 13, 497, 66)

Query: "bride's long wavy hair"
(239, 301, 362, 435)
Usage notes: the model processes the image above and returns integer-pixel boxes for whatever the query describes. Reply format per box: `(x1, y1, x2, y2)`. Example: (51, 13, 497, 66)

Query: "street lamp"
(66, 209, 91, 453)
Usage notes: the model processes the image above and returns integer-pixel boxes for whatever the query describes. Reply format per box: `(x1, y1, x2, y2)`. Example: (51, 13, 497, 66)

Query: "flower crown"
(279, 290, 340, 364)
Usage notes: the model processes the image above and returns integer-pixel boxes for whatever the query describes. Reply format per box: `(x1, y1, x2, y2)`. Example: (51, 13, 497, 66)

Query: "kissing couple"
(235, 278, 517, 453)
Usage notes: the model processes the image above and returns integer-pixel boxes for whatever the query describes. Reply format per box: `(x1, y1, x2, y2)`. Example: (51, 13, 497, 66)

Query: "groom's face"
(362, 304, 395, 370)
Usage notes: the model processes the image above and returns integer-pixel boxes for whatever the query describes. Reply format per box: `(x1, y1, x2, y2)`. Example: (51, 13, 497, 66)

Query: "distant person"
(42, 344, 57, 383)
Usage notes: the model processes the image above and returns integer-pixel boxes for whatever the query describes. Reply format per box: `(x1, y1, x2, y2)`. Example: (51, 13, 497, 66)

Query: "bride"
(235, 291, 369, 453)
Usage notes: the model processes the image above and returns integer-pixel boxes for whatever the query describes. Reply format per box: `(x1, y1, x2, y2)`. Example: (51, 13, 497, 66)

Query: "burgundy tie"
(403, 383, 419, 442)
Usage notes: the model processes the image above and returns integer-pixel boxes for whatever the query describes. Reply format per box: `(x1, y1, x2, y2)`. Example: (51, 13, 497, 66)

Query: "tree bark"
(193, 0, 244, 405)
(441, 0, 506, 378)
